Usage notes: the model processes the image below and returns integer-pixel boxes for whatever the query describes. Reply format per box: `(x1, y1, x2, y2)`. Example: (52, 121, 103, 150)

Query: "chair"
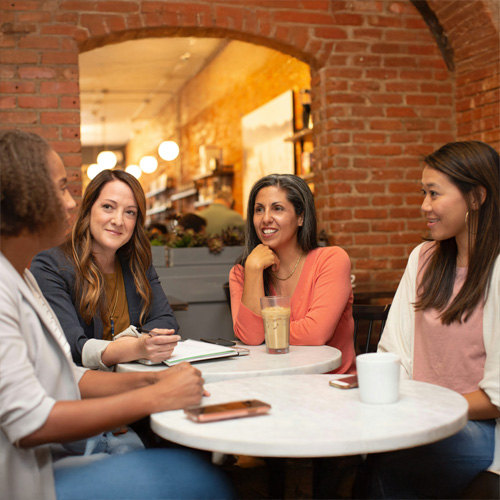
(223, 281, 231, 312)
(352, 303, 391, 354)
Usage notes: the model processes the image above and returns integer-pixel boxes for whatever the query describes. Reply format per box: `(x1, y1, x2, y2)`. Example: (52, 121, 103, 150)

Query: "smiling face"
(421, 166, 469, 250)
(253, 186, 303, 253)
(90, 179, 138, 259)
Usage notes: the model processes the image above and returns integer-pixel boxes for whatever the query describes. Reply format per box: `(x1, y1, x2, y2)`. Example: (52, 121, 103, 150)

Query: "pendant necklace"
(272, 252, 304, 281)
(108, 262, 119, 339)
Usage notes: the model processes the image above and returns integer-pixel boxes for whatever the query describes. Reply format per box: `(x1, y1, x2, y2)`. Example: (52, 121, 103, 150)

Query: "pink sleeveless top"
(413, 245, 485, 394)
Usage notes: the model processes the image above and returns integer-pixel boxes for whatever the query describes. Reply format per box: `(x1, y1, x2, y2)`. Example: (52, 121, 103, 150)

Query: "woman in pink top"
(229, 174, 355, 374)
(366, 141, 500, 499)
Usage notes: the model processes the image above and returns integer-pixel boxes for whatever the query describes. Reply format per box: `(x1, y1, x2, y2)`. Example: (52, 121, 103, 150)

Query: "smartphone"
(329, 375, 358, 389)
(184, 399, 271, 423)
(200, 337, 236, 347)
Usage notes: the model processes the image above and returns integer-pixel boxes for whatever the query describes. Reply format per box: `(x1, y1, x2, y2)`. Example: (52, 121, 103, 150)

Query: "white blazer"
(0, 252, 87, 500)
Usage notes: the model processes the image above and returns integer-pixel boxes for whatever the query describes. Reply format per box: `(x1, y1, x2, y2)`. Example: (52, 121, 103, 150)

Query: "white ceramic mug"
(356, 352, 400, 404)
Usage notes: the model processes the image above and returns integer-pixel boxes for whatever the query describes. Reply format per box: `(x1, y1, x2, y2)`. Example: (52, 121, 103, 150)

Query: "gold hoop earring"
(465, 211, 469, 225)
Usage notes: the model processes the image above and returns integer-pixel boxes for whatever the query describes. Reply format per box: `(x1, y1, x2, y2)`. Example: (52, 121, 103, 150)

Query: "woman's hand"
(246, 244, 280, 273)
(138, 329, 180, 362)
(153, 362, 206, 412)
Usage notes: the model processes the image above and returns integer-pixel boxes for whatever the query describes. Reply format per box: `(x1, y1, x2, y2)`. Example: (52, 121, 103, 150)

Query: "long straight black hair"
(415, 141, 500, 324)
(238, 174, 319, 295)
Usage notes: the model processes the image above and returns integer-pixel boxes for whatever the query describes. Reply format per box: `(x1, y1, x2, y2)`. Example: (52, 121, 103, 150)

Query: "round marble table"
(116, 344, 342, 382)
(151, 375, 468, 458)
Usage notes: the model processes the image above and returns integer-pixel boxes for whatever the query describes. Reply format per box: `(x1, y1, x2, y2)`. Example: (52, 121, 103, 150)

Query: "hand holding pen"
(137, 327, 181, 362)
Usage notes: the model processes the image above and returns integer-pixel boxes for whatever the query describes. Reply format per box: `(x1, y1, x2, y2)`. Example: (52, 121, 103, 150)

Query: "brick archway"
(1, 0, 498, 282)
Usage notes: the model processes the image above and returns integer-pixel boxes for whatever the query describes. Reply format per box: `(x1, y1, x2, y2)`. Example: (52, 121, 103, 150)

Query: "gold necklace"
(272, 252, 304, 281)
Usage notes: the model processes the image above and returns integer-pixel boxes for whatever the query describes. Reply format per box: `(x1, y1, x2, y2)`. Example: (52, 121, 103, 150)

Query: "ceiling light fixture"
(158, 141, 180, 161)
(87, 163, 104, 180)
(139, 155, 158, 174)
(125, 164, 142, 179)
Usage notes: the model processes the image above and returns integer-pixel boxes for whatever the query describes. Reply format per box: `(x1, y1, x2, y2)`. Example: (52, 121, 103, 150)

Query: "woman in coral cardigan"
(229, 174, 355, 373)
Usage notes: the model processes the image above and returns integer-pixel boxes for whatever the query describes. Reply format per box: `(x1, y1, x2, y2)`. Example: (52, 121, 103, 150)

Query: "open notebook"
(163, 339, 239, 366)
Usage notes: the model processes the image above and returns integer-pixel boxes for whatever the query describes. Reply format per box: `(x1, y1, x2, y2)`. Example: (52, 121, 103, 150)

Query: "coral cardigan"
(229, 246, 356, 374)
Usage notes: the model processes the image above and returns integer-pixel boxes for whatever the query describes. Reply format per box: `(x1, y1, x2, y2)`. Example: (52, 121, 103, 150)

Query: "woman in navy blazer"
(31, 169, 179, 370)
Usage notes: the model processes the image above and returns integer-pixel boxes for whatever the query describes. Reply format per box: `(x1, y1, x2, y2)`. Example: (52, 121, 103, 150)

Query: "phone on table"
(329, 375, 358, 389)
(200, 337, 236, 347)
(184, 399, 271, 423)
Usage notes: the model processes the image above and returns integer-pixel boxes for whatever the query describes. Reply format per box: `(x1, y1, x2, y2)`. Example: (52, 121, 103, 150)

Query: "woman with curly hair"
(31, 169, 179, 370)
(0, 129, 234, 500)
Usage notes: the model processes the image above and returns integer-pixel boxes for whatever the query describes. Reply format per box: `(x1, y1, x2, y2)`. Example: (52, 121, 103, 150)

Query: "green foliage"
(161, 226, 245, 254)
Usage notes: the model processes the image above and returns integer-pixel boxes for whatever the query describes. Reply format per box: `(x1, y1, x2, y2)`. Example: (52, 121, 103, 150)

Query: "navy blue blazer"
(30, 246, 178, 365)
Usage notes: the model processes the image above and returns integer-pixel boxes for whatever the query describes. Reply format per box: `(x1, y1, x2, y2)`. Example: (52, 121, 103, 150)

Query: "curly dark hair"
(0, 129, 63, 237)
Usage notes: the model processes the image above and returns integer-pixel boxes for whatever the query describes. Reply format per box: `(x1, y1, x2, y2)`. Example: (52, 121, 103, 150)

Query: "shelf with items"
(284, 127, 314, 189)
(145, 174, 175, 221)
(193, 166, 234, 208)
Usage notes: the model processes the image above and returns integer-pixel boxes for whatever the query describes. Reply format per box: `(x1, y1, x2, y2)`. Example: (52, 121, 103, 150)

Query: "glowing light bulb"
(96, 150, 117, 169)
(125, 164, 142, 179)
(87, 163, 104, 180)
(139, 156, 158, 174)
(158, 141, 180, 161)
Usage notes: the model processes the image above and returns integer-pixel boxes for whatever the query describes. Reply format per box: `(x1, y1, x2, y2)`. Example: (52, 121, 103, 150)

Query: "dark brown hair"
(64, 169, 152, 325)
(238, 174, 318, 295)
(0, 129, 63, 237)
(415, 141, 500, 324)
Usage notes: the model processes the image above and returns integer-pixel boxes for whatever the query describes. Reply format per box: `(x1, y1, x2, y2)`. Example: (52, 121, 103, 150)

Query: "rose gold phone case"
(184, 399, 271, 423)
(329, 376, 358, 389)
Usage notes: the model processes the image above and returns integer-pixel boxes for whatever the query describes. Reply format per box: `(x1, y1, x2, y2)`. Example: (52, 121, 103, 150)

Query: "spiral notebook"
(163, 339, 239, 366)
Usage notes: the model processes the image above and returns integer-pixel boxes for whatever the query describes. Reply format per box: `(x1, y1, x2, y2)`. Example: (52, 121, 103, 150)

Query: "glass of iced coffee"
(260, 296, 291, 354)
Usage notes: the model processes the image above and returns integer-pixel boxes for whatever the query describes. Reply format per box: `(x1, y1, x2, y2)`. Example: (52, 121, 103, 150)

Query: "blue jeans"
(54, 448, 235, 500)
(367, 419, 496, 499)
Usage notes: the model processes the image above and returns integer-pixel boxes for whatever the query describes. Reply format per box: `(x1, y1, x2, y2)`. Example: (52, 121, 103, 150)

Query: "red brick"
(40, 81, 79, 94)
(0, 111, 37, 124)
(386, 107, 417, 118)
(372, 220, 405, 232)
(314, 27, 348, 39)
(61, 96, 80, 108)
(41, 111, 80, 124)
(0, 49, 38, 64)
(372, 195, 404, 206)
(355, 234, 388, 245)
(369, 145, 403, 156)
(18, 96, 58, 108)
(18, 35, 60, 49)
(370, 120, 403, 131)
(18, 66, 57, 79)
(0, 81, 36, 93)
(96, 1, 138, 12)
(0, 96, 16, 109)
(353, 133, 386, 143)
(41, 51, 78, 64)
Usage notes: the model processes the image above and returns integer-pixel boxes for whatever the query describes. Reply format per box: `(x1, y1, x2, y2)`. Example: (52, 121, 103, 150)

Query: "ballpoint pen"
(137, 327, 182, 339)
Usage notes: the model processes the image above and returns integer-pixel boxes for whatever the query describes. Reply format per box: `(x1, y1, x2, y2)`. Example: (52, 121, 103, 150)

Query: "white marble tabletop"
(151, 375, 468, 458)
(116, 344, 342, 382)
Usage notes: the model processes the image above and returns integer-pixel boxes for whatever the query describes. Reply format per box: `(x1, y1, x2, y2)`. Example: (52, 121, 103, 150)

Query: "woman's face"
(47, 149, 76, 244)
(421, 166, 469, 248)
(90, 179, 138, 257)
(253, 186, 303, 252)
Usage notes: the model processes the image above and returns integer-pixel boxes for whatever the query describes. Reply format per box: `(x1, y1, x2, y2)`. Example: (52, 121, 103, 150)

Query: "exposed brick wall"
(1, 0, 499, 285)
